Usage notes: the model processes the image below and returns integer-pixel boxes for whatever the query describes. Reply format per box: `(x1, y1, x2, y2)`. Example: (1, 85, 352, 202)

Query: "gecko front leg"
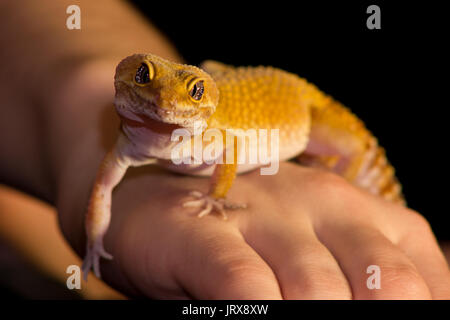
(183, 156, 246, 220)
(82, 144, 130, 280)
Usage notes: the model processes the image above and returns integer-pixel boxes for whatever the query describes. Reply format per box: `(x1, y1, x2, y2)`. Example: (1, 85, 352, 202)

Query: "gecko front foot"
(81, 240, 113, 281)
(182, 191, 247, 220)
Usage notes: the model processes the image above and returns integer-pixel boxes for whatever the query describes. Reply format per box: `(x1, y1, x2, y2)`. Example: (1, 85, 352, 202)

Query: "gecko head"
(114, 53, 219, 130)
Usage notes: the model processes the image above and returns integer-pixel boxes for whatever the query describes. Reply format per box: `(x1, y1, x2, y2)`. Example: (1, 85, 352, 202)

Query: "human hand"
(59, 160, 450, 299)
(2, 0, 445, 300)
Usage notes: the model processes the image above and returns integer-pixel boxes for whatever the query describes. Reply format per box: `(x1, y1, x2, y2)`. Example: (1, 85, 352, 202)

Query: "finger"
(396, 213, 450, 299)
(172, 221, 282, 299)
(244, 214, 352, 299)
(317, 222, 431, 299)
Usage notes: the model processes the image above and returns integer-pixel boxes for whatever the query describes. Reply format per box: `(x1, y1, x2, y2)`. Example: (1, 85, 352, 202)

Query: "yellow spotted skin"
(201, 60, 405, 204)
(202, 61, 312, 200)
(205, 61, 311, 132)
(111, 54, 404, 204)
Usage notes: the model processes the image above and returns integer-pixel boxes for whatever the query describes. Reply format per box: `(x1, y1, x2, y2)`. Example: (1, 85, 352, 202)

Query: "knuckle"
(309, 170, 352, 198)
(376, 263, 429, 298)
(219, 257, 272, 286)
(278, 248, 352, 299)
(293, 267, 351, 299)
(404, 210, 432, 233)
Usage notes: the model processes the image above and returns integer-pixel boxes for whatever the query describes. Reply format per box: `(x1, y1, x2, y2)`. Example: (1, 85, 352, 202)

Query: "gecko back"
(201, 60, 405, 205)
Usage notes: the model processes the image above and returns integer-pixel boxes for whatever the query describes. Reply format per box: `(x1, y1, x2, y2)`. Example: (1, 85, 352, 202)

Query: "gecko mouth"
(115, 92, 212, 131)
(141, 99, 213, 128)
(114, 81, 214, 129)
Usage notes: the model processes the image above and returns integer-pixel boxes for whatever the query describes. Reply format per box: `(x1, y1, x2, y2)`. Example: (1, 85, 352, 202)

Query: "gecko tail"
(354, 143, 406, 205)
(295, 84, 406, 206)
(296, 100, 406, 205)
(298, 141, 406, 206)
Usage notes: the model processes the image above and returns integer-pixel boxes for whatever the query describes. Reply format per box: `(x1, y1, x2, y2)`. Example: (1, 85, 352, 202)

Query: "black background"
(130, 1, 448, 239)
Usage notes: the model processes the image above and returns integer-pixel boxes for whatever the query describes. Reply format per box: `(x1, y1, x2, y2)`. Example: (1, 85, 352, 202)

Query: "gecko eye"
(188, 80, 204, 101)
(134, 62, 154, 85)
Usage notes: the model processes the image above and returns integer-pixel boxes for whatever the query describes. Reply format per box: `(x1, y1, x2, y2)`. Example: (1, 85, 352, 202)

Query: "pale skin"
(0, 0, 449, 299)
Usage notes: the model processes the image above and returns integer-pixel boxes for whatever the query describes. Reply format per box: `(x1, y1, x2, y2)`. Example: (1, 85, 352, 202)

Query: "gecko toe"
(182, 191, 245, 220)
(182, 199, 206, 208)
(82, 241, 113, 280)
(93, 254, 101, 279)
(99, 248, 113, 260)
(222, 201, 247, 210)
(81, 256, 92, 281)
(197, 202, 213, 218)
(189, 191, 203, 198)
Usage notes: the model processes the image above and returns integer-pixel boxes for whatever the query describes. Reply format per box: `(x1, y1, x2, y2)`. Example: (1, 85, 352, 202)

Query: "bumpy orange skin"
(202, 60, 404, 204)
